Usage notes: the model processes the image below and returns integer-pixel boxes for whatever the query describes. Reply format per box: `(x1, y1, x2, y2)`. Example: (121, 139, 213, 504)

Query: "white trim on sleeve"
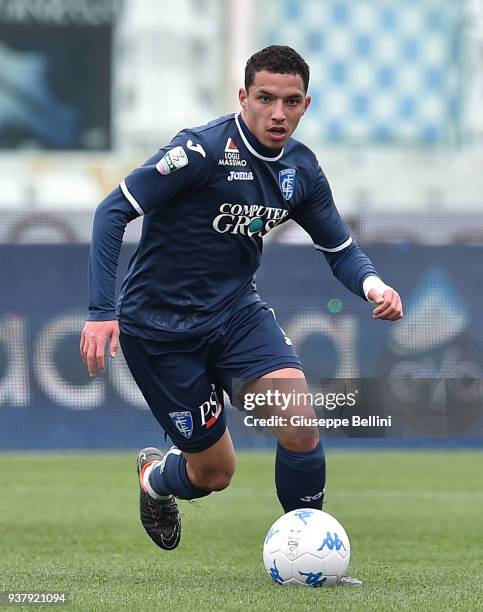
(120, 179, 144, 216)
(314, 236, 353, 253)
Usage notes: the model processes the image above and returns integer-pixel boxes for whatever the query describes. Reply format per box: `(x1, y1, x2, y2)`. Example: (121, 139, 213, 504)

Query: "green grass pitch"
(1, 451, 482, 611)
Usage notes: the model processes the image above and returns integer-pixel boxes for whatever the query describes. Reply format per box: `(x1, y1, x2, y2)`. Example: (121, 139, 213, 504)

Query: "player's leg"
(184, 428, 236, 491)
(258, 367, 326, 512)
(135, 430, 235, 551)
(215, 303, 325, 512)
(146, 428, 235, 497)
(120, 332, 235, 550)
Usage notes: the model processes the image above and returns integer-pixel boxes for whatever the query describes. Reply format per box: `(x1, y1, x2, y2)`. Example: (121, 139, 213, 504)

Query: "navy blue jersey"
(88, 113, 378, 339)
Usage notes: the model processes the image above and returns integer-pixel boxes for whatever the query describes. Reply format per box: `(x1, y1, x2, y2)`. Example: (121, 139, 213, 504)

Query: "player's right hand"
(80, 320, 120, 377)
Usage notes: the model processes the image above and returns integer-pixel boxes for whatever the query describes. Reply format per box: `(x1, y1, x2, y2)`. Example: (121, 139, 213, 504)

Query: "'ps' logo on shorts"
(279, 168, 297, 200)
(169, 411, 193, 439)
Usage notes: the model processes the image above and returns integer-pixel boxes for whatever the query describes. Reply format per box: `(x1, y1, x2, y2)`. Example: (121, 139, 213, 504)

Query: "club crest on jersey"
(218, 137, 247, 167)
(169, 411, 193, 438)
(278, 168, 297, 200)
(156, 146, 188, 175)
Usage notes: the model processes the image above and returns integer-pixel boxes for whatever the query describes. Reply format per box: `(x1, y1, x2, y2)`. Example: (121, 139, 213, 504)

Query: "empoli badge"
(278, 168, 297, 200)
(168, 411, 193, 438)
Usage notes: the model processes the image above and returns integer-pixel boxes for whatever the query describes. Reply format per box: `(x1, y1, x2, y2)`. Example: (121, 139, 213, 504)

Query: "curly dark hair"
(245, 45, 310, 93)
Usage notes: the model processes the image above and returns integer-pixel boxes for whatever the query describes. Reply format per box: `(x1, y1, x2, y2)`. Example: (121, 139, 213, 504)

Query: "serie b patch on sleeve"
(156, 146, 189, 175)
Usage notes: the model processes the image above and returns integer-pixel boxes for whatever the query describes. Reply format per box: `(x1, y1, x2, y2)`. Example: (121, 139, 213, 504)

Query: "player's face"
(239, 70, 311, 149)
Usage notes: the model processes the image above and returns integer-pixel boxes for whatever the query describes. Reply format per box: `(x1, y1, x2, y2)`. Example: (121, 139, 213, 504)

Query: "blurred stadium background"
(1, 0, 482, 450)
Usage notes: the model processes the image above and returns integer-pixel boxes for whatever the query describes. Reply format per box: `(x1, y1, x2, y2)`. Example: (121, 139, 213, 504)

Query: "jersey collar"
(235, 113, 284, 162)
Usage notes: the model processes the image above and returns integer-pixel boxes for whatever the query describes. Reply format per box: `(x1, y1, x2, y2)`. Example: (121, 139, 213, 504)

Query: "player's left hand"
(367, 288, 403, 321)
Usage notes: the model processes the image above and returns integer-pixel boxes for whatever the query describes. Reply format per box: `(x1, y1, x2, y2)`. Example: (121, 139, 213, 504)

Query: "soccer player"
(81, 46, 402, 586)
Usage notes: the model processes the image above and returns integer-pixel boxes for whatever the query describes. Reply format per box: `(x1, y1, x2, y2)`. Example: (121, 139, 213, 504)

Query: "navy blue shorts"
(119, 302, 302, 452)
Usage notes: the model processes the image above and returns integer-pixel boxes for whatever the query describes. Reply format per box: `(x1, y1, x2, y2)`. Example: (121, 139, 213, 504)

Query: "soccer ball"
(263, 509, 350, 587)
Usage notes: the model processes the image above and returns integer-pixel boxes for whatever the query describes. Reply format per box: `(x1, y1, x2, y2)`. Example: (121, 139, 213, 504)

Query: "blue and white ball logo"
(279, 168, 297, 200)
(262, 509, 351, 587)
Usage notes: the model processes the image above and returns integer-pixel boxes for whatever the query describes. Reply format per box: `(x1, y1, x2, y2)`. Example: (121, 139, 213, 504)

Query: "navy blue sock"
(149, 449, 211, 500)
(275, 441, 326, 512)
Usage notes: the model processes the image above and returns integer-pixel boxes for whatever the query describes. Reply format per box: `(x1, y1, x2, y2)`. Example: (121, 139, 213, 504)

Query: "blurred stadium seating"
(0, 0, 482, 238)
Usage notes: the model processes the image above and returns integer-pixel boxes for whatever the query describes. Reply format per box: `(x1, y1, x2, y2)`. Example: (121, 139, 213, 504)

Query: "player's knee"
(207, 472, 233, 492)
(190, 466, 234, 492)
(202, 470, 233, 492)
(278, 434, 319, 453)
